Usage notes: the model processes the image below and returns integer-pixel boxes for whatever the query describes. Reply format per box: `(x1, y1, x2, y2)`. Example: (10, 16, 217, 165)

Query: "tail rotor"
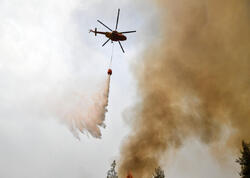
(89, 28, 98, 36)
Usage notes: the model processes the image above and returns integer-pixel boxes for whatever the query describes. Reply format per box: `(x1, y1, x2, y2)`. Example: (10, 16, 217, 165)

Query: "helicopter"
(89, 9, 136, 53)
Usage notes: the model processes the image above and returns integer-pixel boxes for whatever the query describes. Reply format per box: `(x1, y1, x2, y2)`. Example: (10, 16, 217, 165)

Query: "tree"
(152, 167, 165, 178)
(107, 160, 118, 178)
(236, 141, 250, 178)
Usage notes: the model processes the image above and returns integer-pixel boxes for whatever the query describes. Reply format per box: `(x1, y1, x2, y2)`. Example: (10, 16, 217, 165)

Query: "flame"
(127, 172, 133, 178)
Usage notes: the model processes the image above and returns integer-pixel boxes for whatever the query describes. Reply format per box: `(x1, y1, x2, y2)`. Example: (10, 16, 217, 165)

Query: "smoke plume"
(54, 75, 111, 139)
(119, 0, 250, 177)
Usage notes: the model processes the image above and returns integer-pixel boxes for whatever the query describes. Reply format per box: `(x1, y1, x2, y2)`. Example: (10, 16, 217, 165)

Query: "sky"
(0, 0, 243, 177)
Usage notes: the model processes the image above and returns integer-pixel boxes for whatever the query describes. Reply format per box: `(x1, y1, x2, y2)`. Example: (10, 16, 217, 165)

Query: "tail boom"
(89, 28, 106, 36)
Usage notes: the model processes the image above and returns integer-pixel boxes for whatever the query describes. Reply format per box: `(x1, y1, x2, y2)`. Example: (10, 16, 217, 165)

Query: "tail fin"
(89, 28, 97, 36)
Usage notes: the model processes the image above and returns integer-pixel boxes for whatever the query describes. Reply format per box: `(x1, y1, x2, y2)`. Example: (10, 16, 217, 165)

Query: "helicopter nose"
(124, 36, 127, 40)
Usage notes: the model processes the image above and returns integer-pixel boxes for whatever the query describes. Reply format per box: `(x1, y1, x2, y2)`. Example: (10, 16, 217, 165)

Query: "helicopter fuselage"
(105, 31, 127, 41)
(91, 30, 127, 41)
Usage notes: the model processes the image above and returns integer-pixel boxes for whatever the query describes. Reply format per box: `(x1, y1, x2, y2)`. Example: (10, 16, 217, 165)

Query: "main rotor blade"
(118, 41, 125, 53)
(115, 9, 120, 30)
(121, 31, 136, 34)
(97, 20, 112, 31)
(102, 38, 111, 47)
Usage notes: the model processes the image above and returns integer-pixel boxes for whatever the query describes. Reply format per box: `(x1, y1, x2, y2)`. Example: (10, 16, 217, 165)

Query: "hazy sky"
(0, 0, 240, 177)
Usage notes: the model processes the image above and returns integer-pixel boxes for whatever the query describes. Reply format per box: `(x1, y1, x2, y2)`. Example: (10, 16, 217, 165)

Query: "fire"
(127, 172, 133, 178)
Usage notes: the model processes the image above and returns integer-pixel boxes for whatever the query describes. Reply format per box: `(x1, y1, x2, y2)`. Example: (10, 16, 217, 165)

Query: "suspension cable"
(109, 42, 115, 68)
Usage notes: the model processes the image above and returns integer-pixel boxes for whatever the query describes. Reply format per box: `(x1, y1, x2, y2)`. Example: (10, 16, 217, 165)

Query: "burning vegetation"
(106, 160, 165, 178)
